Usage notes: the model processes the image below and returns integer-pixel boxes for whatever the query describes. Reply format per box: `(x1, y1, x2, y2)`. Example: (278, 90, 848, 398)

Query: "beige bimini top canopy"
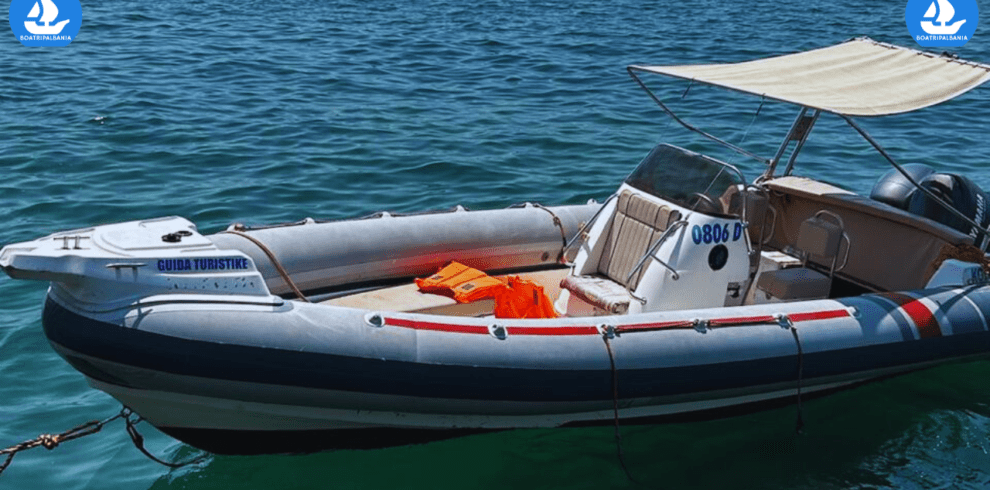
(630, 37, 990, 117)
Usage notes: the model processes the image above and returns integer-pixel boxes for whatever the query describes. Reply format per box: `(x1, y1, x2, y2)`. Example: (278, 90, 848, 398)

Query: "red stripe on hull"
(881, 293, 942, 338)
(789, 309, 851, 322)
(384, 309, 852, 336)
(384, 317, 489, 335)
(508, 326, 599, 336)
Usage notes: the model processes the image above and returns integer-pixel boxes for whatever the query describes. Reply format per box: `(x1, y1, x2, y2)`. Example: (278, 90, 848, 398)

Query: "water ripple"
(0, 0, 989, 488)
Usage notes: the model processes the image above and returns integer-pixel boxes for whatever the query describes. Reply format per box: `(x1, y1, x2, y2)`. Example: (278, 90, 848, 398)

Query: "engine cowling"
(907, 172, 990, 249)
(869, 163, 934, 210)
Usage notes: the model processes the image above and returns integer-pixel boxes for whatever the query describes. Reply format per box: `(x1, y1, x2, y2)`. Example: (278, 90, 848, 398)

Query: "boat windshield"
(624, 144, 746, 218)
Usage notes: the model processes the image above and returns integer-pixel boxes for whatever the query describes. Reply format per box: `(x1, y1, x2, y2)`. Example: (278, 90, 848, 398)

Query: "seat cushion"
(597, 191, 676, 288)
(561, 275, 632, 314)
(797, 217, 842, 264)
(756, 267, 830, 300)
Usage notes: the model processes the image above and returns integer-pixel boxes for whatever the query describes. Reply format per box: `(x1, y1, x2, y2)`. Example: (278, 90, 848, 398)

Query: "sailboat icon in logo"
(921, 0, 967, 35)
(24, 0, 71, 35)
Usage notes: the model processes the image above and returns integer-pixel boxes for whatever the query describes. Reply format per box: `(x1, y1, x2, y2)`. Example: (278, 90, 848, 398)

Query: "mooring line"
(601, 330, 641, 485)
(790, 325, 805, 434)
(121, 409, 209, 468)
(0, 407, 207, 477)
(0, 410, 124, 475)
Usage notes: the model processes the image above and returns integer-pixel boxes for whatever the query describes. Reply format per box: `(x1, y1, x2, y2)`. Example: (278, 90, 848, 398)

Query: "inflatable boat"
(4, 38, 990, 454)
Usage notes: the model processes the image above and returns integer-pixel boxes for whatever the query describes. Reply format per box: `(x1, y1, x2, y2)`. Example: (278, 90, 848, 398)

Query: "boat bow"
(0, 216, 271, 309)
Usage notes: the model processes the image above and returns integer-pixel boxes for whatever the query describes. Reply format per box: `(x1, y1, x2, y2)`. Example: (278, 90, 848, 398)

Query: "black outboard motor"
(870, 164, 935, 209)
(907, 172, 990, 250)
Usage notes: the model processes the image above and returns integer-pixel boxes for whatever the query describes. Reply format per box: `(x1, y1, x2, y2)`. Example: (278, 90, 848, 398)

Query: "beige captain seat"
(756, 212, 846, 301)
(560, 191, 680, 314)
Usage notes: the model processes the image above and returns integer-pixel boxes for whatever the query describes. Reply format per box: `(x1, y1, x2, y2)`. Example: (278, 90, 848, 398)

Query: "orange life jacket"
(414, 262, 507, 303)
(416, 263, 558, 319)
(494, 276, 558, 319)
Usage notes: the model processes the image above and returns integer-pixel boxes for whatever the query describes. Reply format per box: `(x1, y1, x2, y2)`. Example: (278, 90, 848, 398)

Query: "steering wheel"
(689, 192, 722, 215)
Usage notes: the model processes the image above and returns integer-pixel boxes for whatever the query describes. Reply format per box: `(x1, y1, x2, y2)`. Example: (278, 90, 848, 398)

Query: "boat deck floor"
(322, 268, 569, 317)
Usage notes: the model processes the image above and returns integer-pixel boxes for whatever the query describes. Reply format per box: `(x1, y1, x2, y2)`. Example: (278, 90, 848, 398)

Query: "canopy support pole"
(783, 109, 820, 176)
(627, 67, 770, 165)
(766, 108, 807, 178)
(842, 115, 990, 240)
(763, 108, 820, 180)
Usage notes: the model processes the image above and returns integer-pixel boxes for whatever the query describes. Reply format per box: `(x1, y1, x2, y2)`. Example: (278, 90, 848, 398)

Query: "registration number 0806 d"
(691, 223, 744, 245)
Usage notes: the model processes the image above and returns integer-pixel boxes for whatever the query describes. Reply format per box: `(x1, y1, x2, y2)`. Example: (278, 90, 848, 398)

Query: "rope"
(842, 115, 990, 242)
(121, 410, 208, 468)
(0, 411, 125, 476)
(531, 203, 568, 260)
(681, 80, 693, 99)
(789, 326, 805, 434)
(221, 230, 310, 302)
(615, 320, 695, 334)
(559, 193, 618, 265)
(601, 331, 640, 485)
(0, 407, 207, 477)
(926, 242, 990, 280)
(627, 68, 770, 165)
(726, 96, 765, 166)
(615, 315, 807, 435)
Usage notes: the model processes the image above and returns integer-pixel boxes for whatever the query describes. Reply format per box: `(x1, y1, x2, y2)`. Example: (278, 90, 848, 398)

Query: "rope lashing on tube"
(530, 203, 569, 261)
(221, 229, 311, 302)
(596, 312, 810, 484)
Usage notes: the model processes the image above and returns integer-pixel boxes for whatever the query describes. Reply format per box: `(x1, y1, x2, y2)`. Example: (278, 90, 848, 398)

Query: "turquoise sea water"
(2, 0, 990, 488)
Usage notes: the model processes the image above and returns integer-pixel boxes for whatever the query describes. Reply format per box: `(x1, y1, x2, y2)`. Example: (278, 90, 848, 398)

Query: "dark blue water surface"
(2, 0, 990, 488)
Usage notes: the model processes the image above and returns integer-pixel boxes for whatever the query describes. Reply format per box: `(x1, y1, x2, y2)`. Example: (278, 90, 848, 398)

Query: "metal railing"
(623, 220, 689, 304)
(559, 193, 618, 265)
